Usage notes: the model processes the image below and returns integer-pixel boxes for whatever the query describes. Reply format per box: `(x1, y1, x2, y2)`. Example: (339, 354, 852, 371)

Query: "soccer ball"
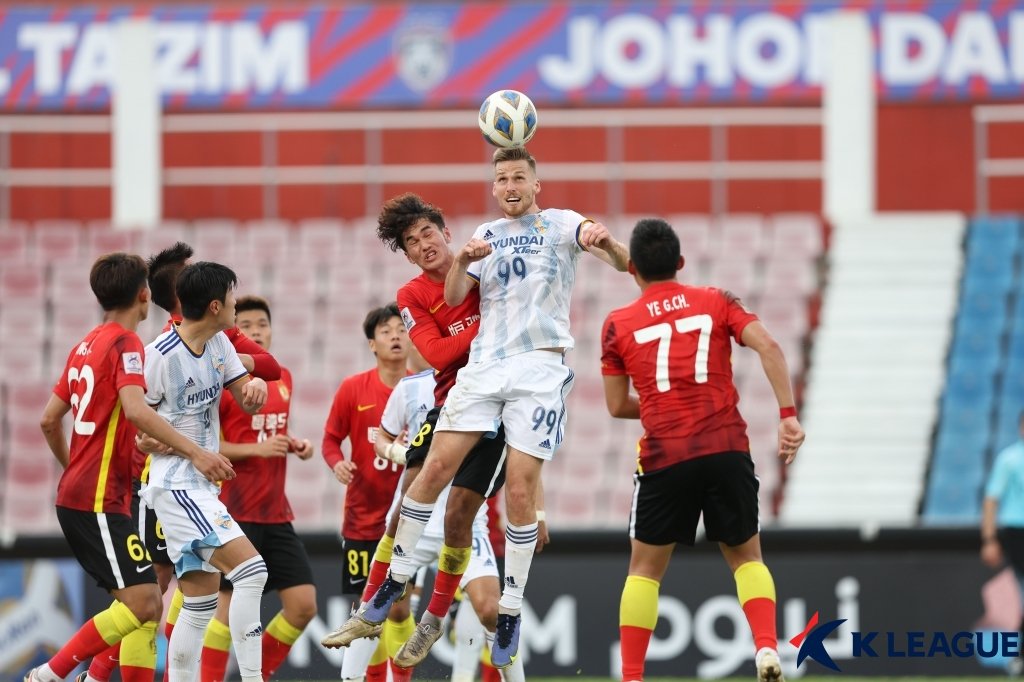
(478, 90, 538, 148)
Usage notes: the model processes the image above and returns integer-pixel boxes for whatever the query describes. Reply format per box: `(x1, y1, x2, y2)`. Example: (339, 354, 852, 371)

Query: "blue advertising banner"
(0, 3, 1021, 108)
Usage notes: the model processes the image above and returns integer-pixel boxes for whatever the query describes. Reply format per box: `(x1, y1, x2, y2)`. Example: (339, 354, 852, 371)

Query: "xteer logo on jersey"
(790, 611, 1023, 672)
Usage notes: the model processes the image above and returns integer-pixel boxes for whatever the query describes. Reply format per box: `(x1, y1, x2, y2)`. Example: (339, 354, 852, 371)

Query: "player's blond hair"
(492, 146, 536, 173)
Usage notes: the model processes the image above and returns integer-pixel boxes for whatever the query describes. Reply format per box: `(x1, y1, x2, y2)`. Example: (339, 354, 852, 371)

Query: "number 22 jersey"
(600, 281, 759, 472)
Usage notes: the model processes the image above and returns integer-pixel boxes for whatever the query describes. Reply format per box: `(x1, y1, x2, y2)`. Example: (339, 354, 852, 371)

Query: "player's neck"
(423, 251, 455, 283)
(638, 276, 677, 293)
(176, 317, 224, 354)
(103, 308, 142, 332)
(376, 360, 407, 388)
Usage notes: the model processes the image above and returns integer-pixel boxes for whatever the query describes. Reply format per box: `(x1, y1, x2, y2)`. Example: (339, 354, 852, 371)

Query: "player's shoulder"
(147, 327, 182, 357)
(399, 368, 435, 384)
(398, 273, 433, 301)
(543, 208, 587, 228)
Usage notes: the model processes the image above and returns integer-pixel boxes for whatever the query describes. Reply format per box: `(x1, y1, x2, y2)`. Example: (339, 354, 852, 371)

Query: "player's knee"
(473, 599, 498, 630)
(287, 597, 318, 626)
(502, 484, 534, 517)
(229, 555, 268, 596)
(125, 589, 163, 624)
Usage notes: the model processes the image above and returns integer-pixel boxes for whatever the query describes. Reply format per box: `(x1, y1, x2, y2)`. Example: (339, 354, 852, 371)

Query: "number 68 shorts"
(56, 505, 156, 591)
(141, 486, 247, 578)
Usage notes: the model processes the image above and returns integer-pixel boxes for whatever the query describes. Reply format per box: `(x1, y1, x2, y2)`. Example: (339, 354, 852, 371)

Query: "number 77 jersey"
(600, 282, 759, 472)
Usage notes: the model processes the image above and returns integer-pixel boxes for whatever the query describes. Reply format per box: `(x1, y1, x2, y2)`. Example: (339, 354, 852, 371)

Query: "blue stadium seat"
(944, 367, 997, 404)
(948, 344, 1001, 376)
(963, 250, 1016, 293)
(933, 423, 991, 469)
(939, 392, 994, 436)
(993, 406, 1023, 453)
(923, 470, 982, 524)
(959, 286, 1011, 322)
(968, 217, 1021, 254)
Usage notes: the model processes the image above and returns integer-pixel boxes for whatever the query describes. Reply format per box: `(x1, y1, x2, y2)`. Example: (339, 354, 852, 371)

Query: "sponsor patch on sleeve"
(400, 306, 416, 331)
(122, 351, 143, 375)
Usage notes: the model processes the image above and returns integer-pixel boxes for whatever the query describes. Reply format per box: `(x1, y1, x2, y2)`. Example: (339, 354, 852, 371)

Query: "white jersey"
(142, 326, 248, 493)
(466, 208, 589, 362)
(382, 370, 488, 538)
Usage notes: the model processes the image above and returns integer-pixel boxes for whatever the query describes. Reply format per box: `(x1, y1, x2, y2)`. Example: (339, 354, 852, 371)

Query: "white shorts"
(414, 533, 500, 588)
(140, 486, 245, 577)
(437, 350, 575, 460)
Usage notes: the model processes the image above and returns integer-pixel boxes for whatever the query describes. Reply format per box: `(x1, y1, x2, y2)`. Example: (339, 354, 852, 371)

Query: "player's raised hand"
(290, 436, 314, 460)
(778, 416, 805, 464)
(981, 538, 1003, 568)
(194, 448, 235, 482)
(458, 238, 493, 264)
(333, 459, 357, 485)
(256, 434, 291, 458)
(578, 221, 614, 249)
(241, 378, 268, 411)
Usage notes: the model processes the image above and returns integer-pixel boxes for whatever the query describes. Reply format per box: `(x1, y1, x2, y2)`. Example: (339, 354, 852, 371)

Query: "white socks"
(499, 522, 538, 612)
(226, 555, 268, 682)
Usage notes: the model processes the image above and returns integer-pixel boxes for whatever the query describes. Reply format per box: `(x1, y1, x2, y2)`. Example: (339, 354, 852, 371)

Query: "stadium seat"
(944, 367, 997, 405)
(761, 258, 818, 299)
(963, 250, 1016, 292)
(713, 214, 766, 260)
(0, 223, 32, 261)
(0, 346, 44, 381)
(968, 216, 1020, 253)
(705, 259, 758, 300)
(0, 304, 47, 346)
(297, 219, 345, 264)
(923, 471, 982, 524)
(84, 223, 141, 257)
(768, 214, 824, 260)
(136, 221, 193, 256)
(667, 214, 712, 260)
(34, 221, 83, 265)
(248, 220, 295, 264)
(0, 265, 46, 300)
(958, 286, 1010, 322)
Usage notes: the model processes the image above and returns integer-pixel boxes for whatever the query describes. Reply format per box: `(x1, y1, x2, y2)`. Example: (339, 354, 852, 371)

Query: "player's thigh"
(699, 451, 761, 547)
(452, 425, 507, 500)
(146, 487, 248, 578)
(437, 362, 505, 436)
(629, 462, 703, 547)
(341, 538, 378, 595)
(56, 506, 157, 592)
(501, 354, 574, 460)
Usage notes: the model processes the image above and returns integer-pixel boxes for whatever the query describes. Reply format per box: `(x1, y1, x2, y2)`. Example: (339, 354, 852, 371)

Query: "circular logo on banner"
(394, 21, 453, 93)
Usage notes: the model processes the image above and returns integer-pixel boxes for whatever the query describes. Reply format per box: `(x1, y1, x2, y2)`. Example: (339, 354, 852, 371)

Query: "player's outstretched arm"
(118, 385, 235, 481)
(579, 221, 629, 271)
(445, 239, 490, 306)
(740, 320, 805, 463)
(602, 374, 640, 419)
(228, 376, 268, 415)
(39, 394, 72, 469)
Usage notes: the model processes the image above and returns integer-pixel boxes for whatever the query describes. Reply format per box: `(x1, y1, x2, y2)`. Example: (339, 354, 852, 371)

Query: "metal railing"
(973, 104, 1024, 215)
(0, 107, 822, 220)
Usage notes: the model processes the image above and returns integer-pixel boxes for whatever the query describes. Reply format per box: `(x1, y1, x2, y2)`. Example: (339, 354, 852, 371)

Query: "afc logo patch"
(122, 352, 143, 375)
(400, 306, 416, 331)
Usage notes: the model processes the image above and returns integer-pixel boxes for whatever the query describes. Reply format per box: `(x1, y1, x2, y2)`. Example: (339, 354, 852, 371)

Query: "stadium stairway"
(778, 213, 965, 528)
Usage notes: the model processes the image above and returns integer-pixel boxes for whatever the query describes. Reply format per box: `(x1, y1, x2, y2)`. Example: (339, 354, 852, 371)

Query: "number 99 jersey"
(53, 322, 148, 515)
(600, 282, 759, 472)
(466, 208, 590, 363)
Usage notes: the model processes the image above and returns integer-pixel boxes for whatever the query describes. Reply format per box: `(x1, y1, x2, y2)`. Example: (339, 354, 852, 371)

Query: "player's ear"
(367, 338, 377, 356)
(677, 255, 685, 271)
(626, 260, 636, 276)
(443, 227, 452, 243)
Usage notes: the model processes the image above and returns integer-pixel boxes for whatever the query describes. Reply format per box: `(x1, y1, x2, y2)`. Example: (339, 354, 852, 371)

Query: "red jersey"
(322, 368, 404, 540)
(54, 322, 147, 514)
(218, 368, 294, 524)
(134, 317, 278, 480)
(601, 282, 758, 472)
(397, 273, 480, 405)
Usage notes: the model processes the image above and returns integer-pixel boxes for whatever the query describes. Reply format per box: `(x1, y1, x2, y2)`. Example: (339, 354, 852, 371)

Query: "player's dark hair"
(630, 218, 681, 281)
(147, 241, 194, 314)
(176, 261, 238, 321)
(493, 146, 537, 174)
(377, 193, 447, 253)
(362, 302, 401, 340)
(90, 253, 148, 311)
(235, 295, 272, 324)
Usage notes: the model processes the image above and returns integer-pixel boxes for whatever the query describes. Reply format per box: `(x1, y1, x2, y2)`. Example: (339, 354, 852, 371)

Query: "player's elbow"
(120, 399, 148, 427)
(604, 396, 629, 418)
(39, 412, 60, 435)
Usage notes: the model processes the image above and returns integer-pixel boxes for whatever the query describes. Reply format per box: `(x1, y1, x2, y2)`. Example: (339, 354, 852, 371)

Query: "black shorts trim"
(630, 451, 760, 547)
(406, 407, 507, 498)
(340, 537, 378, 595)
(57, 506, 156, 591)
(219, 521, 314, 592)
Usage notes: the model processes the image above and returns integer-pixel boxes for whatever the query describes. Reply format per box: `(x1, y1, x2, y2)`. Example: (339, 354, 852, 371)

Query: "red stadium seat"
(713, 214, 766, 260)
(769, 214, 824, 260)
(52, 304, 103, 342)
(5, 380, 55, 424)
(193, 219, 250, 264)
(0, 223, 32, 261)
(0, 345, 44, 381)
(84, 223, 141, 257)
(136, 221, 193, 256)
(297, 219, 344, 264)
(0, 265, 46, 300)
(0, 303, 47, 346)
(248, 220, 295, 264)
(34, 221, 84, 265)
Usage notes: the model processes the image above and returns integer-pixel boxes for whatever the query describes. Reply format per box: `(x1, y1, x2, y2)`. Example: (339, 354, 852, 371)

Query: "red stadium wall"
(6, 103, 1023, 222)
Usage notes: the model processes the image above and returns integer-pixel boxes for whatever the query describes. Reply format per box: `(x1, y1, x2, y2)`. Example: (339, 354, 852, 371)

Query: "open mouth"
(390, 342, 403, 353)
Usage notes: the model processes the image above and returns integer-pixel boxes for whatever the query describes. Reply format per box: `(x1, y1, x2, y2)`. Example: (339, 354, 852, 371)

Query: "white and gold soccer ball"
(477, 90, 538, 148)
